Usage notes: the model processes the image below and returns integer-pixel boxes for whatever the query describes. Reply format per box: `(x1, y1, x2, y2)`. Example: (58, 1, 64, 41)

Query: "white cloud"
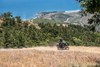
(64, 10, 81, 14)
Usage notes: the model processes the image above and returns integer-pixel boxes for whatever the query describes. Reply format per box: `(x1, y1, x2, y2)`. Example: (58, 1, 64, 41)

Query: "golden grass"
(0, 46, 100, 67)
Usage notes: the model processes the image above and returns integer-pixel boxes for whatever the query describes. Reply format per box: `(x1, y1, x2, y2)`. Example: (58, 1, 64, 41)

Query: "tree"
(88, 13, 100, 32)
(0, 12, 15, 26)
(15, 16, 22, 23)
(77, 0, 100, 13)
(3, 28, 11, 48)
(77, 0, 100, 32)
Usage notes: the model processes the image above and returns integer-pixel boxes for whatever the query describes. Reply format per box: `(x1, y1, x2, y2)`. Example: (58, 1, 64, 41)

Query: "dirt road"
(1, 46, 100, 54)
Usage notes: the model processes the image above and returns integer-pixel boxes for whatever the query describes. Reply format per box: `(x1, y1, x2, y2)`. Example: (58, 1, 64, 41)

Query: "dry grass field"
(0, 46, 100, 67)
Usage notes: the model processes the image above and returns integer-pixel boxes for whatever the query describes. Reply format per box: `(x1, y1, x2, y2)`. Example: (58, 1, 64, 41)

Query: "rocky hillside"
(36, 10, 92, 26)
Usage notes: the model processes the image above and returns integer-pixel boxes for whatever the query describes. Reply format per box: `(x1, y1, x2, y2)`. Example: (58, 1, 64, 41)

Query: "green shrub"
(0, 12, 100, 48)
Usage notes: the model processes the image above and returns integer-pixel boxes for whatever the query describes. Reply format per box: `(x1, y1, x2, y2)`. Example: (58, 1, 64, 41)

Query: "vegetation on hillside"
(0, 12, 100, 48)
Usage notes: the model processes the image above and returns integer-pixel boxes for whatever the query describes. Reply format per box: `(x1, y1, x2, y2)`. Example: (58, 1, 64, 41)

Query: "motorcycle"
(56, 43, 69, 50)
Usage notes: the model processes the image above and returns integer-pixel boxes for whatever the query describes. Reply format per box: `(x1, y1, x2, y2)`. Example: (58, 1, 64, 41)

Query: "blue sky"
(0, 0, 80, 19)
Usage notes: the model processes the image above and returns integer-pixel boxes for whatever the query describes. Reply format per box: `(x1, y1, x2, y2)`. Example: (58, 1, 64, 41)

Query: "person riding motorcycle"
(59, 39, 67, 48)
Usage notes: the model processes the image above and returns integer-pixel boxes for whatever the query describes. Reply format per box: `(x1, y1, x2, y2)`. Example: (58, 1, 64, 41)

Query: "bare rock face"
(37, 11, 92, 26)
(96, 25, 100, 32)
(36, 10, 100, 32)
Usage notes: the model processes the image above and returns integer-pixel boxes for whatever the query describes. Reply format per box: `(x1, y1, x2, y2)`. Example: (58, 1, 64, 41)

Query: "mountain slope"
(36, 10, 92, 26)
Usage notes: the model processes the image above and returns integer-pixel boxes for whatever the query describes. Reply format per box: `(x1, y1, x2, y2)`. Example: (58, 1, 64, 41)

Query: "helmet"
(59, 39, 63, 42)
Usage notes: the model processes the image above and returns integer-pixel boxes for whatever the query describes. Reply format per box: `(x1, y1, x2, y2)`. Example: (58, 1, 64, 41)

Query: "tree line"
(0, 12, 100, 48)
